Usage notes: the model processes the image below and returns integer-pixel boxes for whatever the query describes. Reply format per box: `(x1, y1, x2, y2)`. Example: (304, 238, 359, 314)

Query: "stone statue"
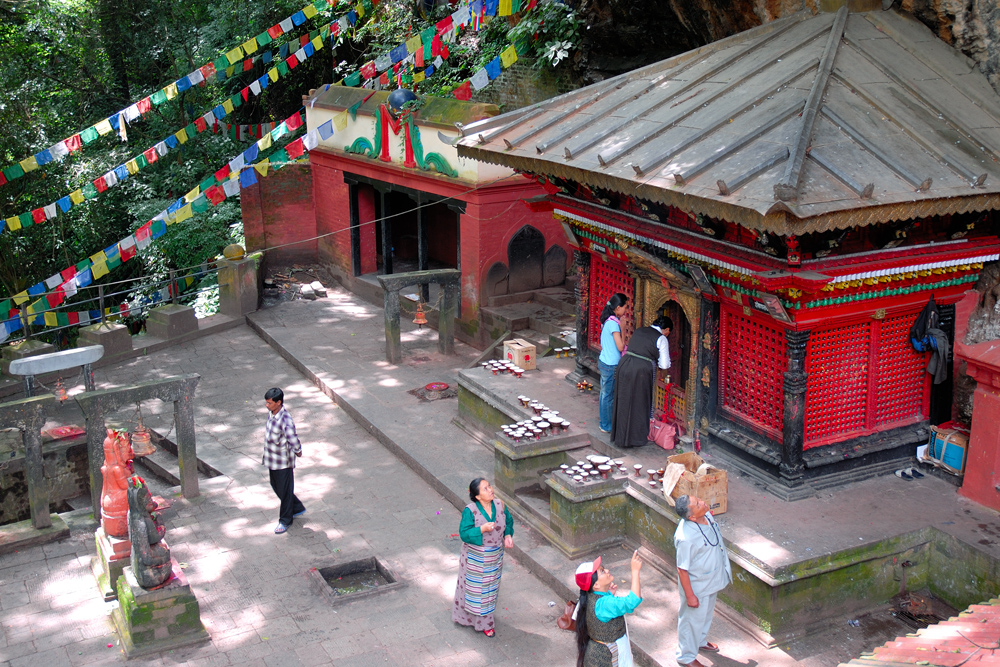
(100, 430, 132, 539)
(126, 475, 172, 589)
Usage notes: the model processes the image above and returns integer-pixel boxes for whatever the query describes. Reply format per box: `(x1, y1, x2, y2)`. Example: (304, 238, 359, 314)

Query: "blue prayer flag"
(88, 310, 100, 321)
(347, 9, 357, 24)
(108, 115, 120, 131)
(32, 315, 44, 326)
(485, 57, 501, 79)
(76, 268, 93, 287)
(279, 43, 289, 58)
(167, 198, 184, 214)
(114, 165, 129, 181)
(390, 44, 407, 63)
(27, 283, 45, 296)
(239, 168, 258, 188)
(165, 135, 178, 149)
(57, 196, 72, 213)
(484, 0, 498, 15)
(318, 120, 334, 140)
(472, 0, 483, 13)
(35, 149, 53, 166)
(304, 42, 315, 57)
(105, 243, 120, 258)
(243, 143, 259, 163)
(263, 51, 273, 64)
(213, 105, 227, 120)
(291, 10, 306, 25)
(151, 220, 166, 239)
(424, 64, 434, 78)
(258, 74, 270, 90)
(177, 76, 192, 92)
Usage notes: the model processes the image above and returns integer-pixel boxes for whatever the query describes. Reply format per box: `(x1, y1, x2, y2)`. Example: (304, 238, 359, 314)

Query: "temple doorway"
(654, 299, 691, 426)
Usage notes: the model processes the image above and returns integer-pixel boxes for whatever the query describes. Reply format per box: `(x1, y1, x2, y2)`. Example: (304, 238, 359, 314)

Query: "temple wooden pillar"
(781, 329, 810, 482)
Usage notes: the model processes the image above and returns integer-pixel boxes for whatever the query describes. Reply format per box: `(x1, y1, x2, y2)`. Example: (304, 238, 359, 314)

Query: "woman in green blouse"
(452, 478, 514, 637)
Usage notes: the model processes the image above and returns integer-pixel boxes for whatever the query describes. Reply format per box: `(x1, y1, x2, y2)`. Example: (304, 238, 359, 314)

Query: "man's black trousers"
(269, 467, 305, 526)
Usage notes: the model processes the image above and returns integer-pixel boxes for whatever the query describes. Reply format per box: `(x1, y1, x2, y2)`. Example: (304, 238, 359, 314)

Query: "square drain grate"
(309, 557, 405, 605)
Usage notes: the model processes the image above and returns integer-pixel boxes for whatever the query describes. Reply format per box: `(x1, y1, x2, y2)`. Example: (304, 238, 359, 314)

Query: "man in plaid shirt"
(263, 387, 306, 534)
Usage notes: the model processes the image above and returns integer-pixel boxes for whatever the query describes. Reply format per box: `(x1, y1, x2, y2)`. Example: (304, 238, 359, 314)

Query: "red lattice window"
(874, 314, 928, 428)
(719, 307, 785, 436)
(588, 254, 635, 349)
(803, 309, 930, 449)
(805, 323, 871, 445)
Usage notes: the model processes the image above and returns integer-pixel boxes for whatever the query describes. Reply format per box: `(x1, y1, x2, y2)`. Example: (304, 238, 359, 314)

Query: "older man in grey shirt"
(673, 494, 732, 667)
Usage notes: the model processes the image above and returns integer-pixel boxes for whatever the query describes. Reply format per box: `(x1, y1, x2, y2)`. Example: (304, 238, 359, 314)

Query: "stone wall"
(471, 58, 580, 111)
(0, 437, 88, 524)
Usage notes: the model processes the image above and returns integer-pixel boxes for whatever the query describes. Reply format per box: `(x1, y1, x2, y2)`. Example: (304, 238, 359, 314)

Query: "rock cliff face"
(574, 0, 1000, 94)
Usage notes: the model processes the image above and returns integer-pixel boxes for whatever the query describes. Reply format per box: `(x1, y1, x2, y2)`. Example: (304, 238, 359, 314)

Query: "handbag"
(557, 600, 577, 631)
(648, 419, 676, 450)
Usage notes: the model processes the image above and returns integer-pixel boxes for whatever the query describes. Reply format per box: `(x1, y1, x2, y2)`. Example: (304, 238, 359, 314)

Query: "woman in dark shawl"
(611, 316, 672, 448)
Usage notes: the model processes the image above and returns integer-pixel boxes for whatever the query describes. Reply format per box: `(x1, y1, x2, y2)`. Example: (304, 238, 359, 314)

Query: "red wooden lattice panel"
(804, 322, 871, 446)
(588, 254, 635, 349)
(719, 308, 785, 434)
(874, 313, 928, 428)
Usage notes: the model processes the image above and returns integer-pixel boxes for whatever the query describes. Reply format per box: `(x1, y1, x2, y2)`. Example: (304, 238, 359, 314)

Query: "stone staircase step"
(481, 303, 576, 338)
(134, 447, 181, 487)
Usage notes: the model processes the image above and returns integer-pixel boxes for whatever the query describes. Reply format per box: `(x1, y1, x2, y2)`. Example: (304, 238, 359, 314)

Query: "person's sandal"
(483, 629, 495, 638)
(894, 469, 912, 480)
(274, 522, 288, 534)
(700, 642, 720, 652)
(908, 467, 925, 479)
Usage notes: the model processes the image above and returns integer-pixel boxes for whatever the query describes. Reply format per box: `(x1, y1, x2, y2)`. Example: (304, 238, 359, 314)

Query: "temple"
(457, 2, 1000, 498)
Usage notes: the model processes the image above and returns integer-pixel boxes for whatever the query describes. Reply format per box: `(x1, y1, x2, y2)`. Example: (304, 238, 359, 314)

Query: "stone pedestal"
(78, 323, 132, 358)
(955, 341, 1000, 512)
(494, 431, 590, 497)
(1, 339, 55, 377)
(546, 472, 628, 557)
(92, 526, 131, 601)
(146, 304, 198, 340)
(218, 257, 259, 318)
(111, 558, 208, 658)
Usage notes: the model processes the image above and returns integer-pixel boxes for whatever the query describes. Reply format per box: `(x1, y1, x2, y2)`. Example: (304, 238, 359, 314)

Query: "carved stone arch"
(484, 262, 510, 299)
(542, 245, 568, 287)
(507, 225, 545, 293)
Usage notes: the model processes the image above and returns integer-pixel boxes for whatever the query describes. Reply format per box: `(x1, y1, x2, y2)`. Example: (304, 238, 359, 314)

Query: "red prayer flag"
(137, 97, 151, 114)
(93, 176, 108, 193)
(120, 243, 136, 262)
(392, 62, 400, 75)
(242, 86, 250, 101)
(60, 266, 76, 282)
(64, 134, 82, 153)
(194, 117, 208, 132)
(300, 34, 309, 48)
(200, 63, 216, 81)
(136, 222, 152, 241)
(286, 138, 305, 159)
(415, 49, 424, 68)
(287, 54, 299, 69)
(267, 23, 283, 39)
(441, 43, 449, 60)
(380, 72, 389, 85)
(205, 185, 225, 205)
(143, 147, 158, 164)
(32, 208, 46, 224)
(286, 112, 303, 131)
(47, 289, 64, 308)
(361, 61, 376, 80)
(0, 171, 7, 187)
(67, 312, 79, 325)
(215, 165, 230, 181)
(436, 16, 453, 34)
(453, 80, 472, 101)
(243, 59, 253, 72)
(331, 21, 340, 36)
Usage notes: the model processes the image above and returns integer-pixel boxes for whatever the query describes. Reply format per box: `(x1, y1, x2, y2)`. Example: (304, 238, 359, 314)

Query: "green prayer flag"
(272, 122, 288, 141)
(230, 93, 242, 109)
(136, 154, 149, 170)
(82, 182, 98, 199)
(256, 30, 272, 46)
(56, 312, 69, 326)
(309, 29, 319, 40)
(107, 254, 121, 271)
(344, 71, 361, 87)
(424, 41, 432, 61)
(402, 72, 413, 85)
(18, 212, 32, 227)
(313, 0, 329, 10)
(75, 259, 91, 272)
(420, 27, 435, 44)
(277, 61, 290, 76)
(4, 164, 25, 180)
(185, 123, 198, 138)
(361, 0, 373, 15)
(271, 148, 289, 168)
(347, 99, 363, 119)
(321, 26, 330, 40)
(81, 127, 100, 145)
(199, 176, 217, 192)
(191, 195, 210, 214)
(151, 89, 168, 105)
(214, 56, 230, 73)
(0, 299, 11, 316)
(512, 0, 521, 10)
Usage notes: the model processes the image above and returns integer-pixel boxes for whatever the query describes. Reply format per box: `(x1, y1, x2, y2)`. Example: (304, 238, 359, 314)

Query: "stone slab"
(0, 513, 69, 555)
(92, 527, 131, 601)
(7, 345, 104, 377)
(145, 304, 198, 340)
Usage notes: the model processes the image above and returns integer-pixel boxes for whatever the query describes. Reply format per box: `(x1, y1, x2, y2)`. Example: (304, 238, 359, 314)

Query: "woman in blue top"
(574, 550, 643, 667)
(598, 293, 629, 433)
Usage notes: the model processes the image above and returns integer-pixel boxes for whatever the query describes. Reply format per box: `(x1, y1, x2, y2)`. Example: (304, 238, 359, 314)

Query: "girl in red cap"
(574, 550, 643, 667)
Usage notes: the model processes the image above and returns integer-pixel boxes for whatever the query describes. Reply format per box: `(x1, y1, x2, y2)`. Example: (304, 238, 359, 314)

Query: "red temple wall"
(241, 165, 317, 265)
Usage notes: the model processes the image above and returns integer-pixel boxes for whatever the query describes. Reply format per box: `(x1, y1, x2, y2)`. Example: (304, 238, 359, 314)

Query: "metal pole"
(83, 363, 95, 392)
(98, 285, 106, 326)
(19, 309, 29, 342)
(170, 270, 178, 305)
(23, 375, 35, 398)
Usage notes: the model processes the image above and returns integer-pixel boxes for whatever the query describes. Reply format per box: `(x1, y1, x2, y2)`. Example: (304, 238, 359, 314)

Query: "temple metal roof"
(456, 8, 1000, 236)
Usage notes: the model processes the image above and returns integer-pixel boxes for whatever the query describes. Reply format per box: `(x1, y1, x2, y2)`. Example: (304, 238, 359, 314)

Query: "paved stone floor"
(0, 326, 574, 666)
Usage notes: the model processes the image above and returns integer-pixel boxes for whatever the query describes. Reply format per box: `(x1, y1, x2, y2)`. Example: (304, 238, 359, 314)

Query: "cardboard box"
(504, 338, 536, 370)
(925, 425, 968, 475)
(666, 452, 728, 515)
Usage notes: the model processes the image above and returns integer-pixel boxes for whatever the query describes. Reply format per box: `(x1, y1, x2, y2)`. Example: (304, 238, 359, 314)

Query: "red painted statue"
(100, 429, 133, 539)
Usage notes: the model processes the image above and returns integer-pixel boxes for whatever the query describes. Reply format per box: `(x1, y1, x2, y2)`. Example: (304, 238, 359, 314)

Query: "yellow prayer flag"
(90, 250, 107, 266)
(242, 37, 258, 55)
(175, 128, 189, 144)
(334, 110, 348, 131)
(184, 187, 201, 203)
(222, 99, 235, 115)
(355, 2, 364, 18)
(174, 204, 193, 223)
(405, 35, 421, 54)
(44, 312, 58, 327)
(254, 160, 270, 178)
(225, 46, 244, 65)
(302, 4, 317, 18)
(268, 67, 279, 82)
(257, 133, 272, 151)
(413, 71, 425, 83)
(226, 65, 235, 77)
(91, 261, 109, 279)
(499, 0, 511, 15)
(95, 118, 114, 135)
(69, 189, 85, 205)
(312, 36, 324, 51)
(26, 300, 41, 315)
(126, 159, 139, 175)
(6, 216, 21, 232)
(13, 291, 28, 305)
(19, 156, 38, 173)
(165, 82, 178, 100)
(500, 44, 518, 68)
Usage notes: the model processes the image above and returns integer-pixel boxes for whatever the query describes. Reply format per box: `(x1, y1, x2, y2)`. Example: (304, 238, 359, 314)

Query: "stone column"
(174, 394, 199, 500)
(781, 329, 810, 482)
(218, 257, 259, 319)
(438, 280, 458, 356)
(573, 250, 591, 378)
(694, 298, 720, 433)
(383, 289, 402, 364)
